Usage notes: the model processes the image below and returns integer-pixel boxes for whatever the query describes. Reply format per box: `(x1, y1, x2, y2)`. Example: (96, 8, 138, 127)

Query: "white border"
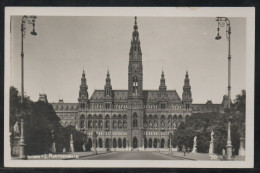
(4, 7, 255, 168)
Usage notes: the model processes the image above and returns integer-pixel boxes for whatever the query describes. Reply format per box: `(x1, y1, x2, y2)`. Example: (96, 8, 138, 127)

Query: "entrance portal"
(133, 137, 138, 148)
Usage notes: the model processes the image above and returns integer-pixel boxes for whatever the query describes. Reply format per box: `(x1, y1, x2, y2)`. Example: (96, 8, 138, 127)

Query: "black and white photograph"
(4, 7, 254, 168)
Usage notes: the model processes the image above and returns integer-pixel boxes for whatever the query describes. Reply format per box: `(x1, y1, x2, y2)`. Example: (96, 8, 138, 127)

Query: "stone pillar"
(169, 138, 172, 154)
(209, 131, 214, 155)
(157, 139, 160, 152)
(19, 119, 26, 159)
(70, 134, 74, 153)
(12, 136, 20, 156)
(192, 136, 197, 153)
(82, 143, 86, 151)
(239, 136, 245, 156)
(50, 130, 56, 153)
(226, 121, 232, 160)
(93, 132, 97, 155)
(141, 137, 145, 151)
(126, 139, 129, 151)
(51, 142, 56, 153)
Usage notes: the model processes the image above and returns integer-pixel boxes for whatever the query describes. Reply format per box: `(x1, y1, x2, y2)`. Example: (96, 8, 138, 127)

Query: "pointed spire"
(130, 16, 142, 57)
(107, 68, 110, 77)
(82, 68, 86, 79)
(106, 70, 111, 84)
(161, 70, 165, 79)
(134, 16, 138, 30)
(159, 70, 166, 97)
(105, 69, 112, 97)
(81, 69, 86, 84)
(184, 71, 190, 86)
(160, 70, 166, 89)
(79, 68, 88, 100)
(182, 71, 192, 104)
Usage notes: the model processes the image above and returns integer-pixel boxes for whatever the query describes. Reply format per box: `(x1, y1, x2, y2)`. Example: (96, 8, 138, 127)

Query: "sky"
(10, 16, 246, 103)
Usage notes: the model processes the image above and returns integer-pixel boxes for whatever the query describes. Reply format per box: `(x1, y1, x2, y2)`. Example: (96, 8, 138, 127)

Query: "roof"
(90, 90, 128, 101)
(90, 89, 181, 103)
(51, 103, 78, 111)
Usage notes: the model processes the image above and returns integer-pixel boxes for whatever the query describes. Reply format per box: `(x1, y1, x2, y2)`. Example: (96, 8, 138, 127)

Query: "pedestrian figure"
(222, 148, 226, 160)
(187, 147, 190, 154)
(63, 148, 66, 153)
(183, 145, 186, 156)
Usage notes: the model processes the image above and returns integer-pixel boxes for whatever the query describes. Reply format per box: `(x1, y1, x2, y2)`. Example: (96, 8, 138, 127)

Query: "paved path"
(22, 151, 245, 160)
(79, 151, 189, 160)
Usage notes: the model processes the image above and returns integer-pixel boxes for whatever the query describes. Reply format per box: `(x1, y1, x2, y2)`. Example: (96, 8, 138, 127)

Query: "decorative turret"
(182, 71, 192, 110)
(128, 16, 143, 98)
(159, 70, 167, 109)
(104, 70, 112, 98)
(159, 70, 167, 98)
(78, 69, 88, 110)
(38, 93, 48, 103)
(104, 70, 113, 110)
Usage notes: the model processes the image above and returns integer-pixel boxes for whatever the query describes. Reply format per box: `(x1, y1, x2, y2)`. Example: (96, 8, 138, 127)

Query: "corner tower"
(159, 70, 167, 109)
(182, 71, 192, 110)
(78, 69, 89, 110)
(104, 70, 113, 109)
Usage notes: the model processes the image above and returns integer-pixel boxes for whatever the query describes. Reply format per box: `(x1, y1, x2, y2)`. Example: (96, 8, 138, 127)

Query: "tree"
(24, 100, 61, 154)
(66, 125, 88, 152)
(173, 90, 246, 155)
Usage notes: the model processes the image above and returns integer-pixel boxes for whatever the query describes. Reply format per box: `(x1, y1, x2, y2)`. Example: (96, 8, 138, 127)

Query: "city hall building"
(49, 17, 228, 151)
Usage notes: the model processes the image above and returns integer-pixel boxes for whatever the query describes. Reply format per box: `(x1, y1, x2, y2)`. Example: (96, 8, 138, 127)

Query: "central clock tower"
(127, 17, 144, 151)
(128, 17, 143, 98)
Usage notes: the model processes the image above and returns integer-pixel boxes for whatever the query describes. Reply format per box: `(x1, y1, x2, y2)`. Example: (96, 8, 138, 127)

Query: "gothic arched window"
(88, 120, 92, 128)
(154, 120, 158, 128)
(98, 120, 102, 129)
(123, 120, 127, 129)
(105, 120, 110, 128)
(80, 114, 85, 128)
(161, 115, 165, 128)
(132, 76, 138, 95)
(113, 120, 117, 129)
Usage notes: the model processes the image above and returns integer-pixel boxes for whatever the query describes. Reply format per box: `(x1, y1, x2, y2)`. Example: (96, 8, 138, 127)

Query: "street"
(78, 151, 188, 160)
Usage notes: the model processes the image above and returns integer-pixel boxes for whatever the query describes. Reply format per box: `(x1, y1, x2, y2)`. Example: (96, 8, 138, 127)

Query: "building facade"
(50, 17, 227, 151)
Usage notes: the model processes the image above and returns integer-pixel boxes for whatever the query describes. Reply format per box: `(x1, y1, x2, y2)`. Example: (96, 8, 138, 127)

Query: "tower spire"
(106, 69, 111, 84)
(129, 16, 142, 58)
(182, 71, 192, 109)
(78, 69, 88, 101)
(159, 70, 167, 94)
(134, 16, 138, 30)
(104, 70, 112, 97)
(128, 16, 143, 98)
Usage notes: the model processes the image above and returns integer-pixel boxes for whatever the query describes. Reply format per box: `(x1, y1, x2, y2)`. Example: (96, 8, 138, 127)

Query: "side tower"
(127, 17, 144, 150)
(182, 71, 192, 110)
(78, 69, 89, 131)
(104, 70, 113, 109)
(159, 70, 167, 109)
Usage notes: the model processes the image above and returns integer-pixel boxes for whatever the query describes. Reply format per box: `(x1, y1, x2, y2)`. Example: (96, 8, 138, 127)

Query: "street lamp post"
(19, 15, 37, 160)
(215, 17, 233, 160)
